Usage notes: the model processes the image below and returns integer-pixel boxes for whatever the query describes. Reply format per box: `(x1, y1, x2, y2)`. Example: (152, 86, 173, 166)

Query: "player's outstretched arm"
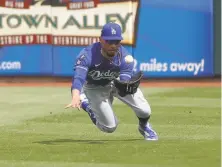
(65, 89, 81, 110)
(65, 49, 91, 110)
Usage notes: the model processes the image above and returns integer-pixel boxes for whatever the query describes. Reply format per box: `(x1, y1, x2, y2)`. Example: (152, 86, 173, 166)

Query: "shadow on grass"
(34, 138, 142, 145)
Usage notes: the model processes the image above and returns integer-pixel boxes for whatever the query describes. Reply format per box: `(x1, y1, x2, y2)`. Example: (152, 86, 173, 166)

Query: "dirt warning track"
(0, 77, 220, 87)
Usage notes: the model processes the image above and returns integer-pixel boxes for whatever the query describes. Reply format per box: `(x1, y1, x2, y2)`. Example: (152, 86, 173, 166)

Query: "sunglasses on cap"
(105, 40, 121, 45)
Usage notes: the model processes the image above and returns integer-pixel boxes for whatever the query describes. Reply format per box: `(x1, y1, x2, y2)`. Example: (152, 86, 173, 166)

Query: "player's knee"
(96, 122, 118, 133)
(135, 104, 151, 118)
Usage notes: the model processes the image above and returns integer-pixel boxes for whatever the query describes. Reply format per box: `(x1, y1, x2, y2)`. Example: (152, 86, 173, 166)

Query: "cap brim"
(101, 36, 123, 40)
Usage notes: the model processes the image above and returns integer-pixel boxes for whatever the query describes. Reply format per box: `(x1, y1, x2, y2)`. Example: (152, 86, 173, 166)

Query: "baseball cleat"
(138, 123, 158, 141)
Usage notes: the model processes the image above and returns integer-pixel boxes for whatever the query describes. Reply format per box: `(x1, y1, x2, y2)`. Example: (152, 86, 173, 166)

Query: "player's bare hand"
(65, 89, 81, 110)
(65, 99, 81, 110)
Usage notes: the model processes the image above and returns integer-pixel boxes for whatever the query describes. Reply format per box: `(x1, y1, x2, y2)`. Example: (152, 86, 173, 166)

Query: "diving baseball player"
(66, 22, 158, 140)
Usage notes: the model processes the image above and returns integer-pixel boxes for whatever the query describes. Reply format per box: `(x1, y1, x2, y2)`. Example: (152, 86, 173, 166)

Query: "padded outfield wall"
(0, 0, 214, 78)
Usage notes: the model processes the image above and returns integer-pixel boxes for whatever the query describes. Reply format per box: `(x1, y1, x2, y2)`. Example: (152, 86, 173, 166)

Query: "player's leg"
(80, 93, 97, 125)
(81, 85, 118, 133)
(114, 87, 158, 140)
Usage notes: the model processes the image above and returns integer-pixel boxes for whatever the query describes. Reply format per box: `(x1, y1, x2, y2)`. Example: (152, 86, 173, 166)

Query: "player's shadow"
(34, 138, 142, 145)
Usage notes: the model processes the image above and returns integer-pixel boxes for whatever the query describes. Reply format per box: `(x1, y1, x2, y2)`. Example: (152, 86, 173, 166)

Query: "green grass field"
(0, 86, 220, 167)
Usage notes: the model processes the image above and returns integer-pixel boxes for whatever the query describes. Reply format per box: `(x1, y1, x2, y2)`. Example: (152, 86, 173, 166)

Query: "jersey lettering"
(88, 70, 119, 80)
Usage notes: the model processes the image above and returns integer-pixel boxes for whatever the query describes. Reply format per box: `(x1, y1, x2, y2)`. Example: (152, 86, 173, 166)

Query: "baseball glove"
(114, 71, 143, 97)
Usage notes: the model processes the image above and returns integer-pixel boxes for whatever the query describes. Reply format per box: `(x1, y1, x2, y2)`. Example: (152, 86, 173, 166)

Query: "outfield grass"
(0, 87, 220, 167)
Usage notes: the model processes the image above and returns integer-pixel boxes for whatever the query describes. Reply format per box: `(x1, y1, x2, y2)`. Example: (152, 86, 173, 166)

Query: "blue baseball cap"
(101, 22, 123, 40)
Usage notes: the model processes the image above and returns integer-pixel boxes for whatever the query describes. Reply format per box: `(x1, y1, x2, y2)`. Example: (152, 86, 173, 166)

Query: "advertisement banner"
(0, 0, 214, 77)
(0, 0, 139, 46)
